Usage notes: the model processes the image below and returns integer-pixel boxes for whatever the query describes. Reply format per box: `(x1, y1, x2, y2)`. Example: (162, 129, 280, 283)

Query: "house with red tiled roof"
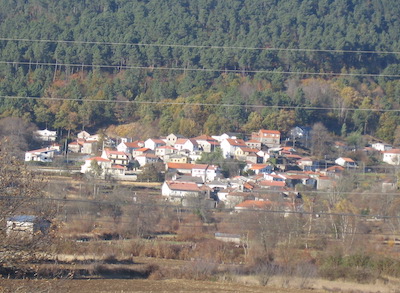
(234, 147, 262, 162)
(166, 162, 195, 175)
(251, 129, 281, 148)
(68, 139, 84, 153)
(166, 162, 221, 181)
(259, 180, 286, 189)
(155, 145, 176, 158)
(144, 138, 166, 150)
(246, 164, 273, 175)
(383, 149, 400, 165)
(132, 147, 153, 158)
(235, 199, 294, 216)
(164, 154, 190, 164)
(161, 181, 208, 202)
(101, 149, 129, 166)
(324, 165, 345, 177)
(193, 135, 220, 153)
(220, 138, 247, 158)
(24, 147, 58, 163)
(117, 140, 145, 154)
(80, 156, 112, 175)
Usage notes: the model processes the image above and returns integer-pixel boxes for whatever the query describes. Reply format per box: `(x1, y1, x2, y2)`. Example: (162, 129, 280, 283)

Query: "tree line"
(0, 0, 399, 143)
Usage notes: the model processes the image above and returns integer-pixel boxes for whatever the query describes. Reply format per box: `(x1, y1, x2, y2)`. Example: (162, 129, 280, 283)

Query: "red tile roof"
(235, 200, 272, 209)
(259, 129, 281, 135)
(259, 180, 286, 187)
(86, 157, 110, 162)
(166, 181, 201, 192)
(226, 138, 247, 146)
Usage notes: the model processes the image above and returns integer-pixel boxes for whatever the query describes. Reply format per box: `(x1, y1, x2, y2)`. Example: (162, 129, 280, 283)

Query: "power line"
(0, 60, 398, 78)
(1, 37, 400, 56)
(0, 95, 398, 112)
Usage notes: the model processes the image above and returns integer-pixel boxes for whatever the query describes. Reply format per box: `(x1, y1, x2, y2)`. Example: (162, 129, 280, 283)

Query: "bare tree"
(310, 122, 334, 158)
(0, 117, 39, 158)
(0, 147, 56, 273)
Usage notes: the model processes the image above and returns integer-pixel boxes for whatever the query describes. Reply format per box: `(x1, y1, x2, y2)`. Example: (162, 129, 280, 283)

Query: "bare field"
(0, 279, 322, 293)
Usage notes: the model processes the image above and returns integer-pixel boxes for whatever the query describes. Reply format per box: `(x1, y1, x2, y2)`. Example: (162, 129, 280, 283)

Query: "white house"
(162, 181, 205, 202)
(165, 133, 185, 146)
(193, 135, 220, 152)
(81, 140, 98, 154)
(135, 153, 160, 167)
(220, 138, 247, 158)
(101, 149, 130, 166)
(144, 138, 166, 150)
(155, 146, 176, 158)
(117, 140, 144, 154)
(251, 129, 281, 148)
(81, 156, 112, 174)
(192, 164, 221, 182)
(335, 157, 357, 168)
(383, 149, 400, 165)
(371, 142, 392, 152)
(77, 130, 91, 140)
(25, 147, 57, 163)
(174, 139, 199, 152)
(35, 129, 57, 142)
(212, 133, 237, 142)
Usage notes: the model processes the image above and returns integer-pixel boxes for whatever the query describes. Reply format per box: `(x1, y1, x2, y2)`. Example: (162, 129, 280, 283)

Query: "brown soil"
(0, 279, 320, 293)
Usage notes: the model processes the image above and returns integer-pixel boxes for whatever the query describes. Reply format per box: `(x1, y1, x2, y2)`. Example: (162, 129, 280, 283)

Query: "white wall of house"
(383, 151, 400, 165)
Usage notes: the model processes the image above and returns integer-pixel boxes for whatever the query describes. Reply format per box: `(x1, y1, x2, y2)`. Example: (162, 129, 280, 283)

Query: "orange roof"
(157, 145, 176, 150)
(235, 200, 272, 209)
(326, 165, 345, 171)
(167, 162, 194, 169)
(246, 139, 261, 143)
(285, 154, 302, 159)
(166, 181, 201, 192)
(259, 129, 281, 135)
(238, 147, 259, 153)
(226, 139, 247, 146)
(259, 180, 286, 187)
(105, 150, 127, 156)
(297, 157, 312, 162)
(175, 138, 188, 144)
(340, 157, 355, 162)
(125, 141, 144, 148)
(384, 149, 400, 154)
(112, 165, 126, 169)
(86, 157, 110, 162)
(249, 164, 269, 170)
(135, 147, 151, 152)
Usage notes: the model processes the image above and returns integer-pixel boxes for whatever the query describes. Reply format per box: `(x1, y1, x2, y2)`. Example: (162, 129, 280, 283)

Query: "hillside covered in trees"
(0, 0, 400, 142)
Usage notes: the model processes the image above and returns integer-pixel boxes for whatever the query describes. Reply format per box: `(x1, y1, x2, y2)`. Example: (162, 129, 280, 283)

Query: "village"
(23, 126, 400, 215)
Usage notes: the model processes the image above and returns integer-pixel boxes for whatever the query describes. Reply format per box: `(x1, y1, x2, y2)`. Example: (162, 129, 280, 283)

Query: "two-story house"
(251, 129, 281, 148)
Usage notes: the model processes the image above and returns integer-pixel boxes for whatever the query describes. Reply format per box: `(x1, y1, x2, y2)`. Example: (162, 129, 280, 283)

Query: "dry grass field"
(1, 277, 398, 293)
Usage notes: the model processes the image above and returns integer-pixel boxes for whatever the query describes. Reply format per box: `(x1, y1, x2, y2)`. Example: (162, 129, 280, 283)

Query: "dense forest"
(0, 0, 400, 142)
